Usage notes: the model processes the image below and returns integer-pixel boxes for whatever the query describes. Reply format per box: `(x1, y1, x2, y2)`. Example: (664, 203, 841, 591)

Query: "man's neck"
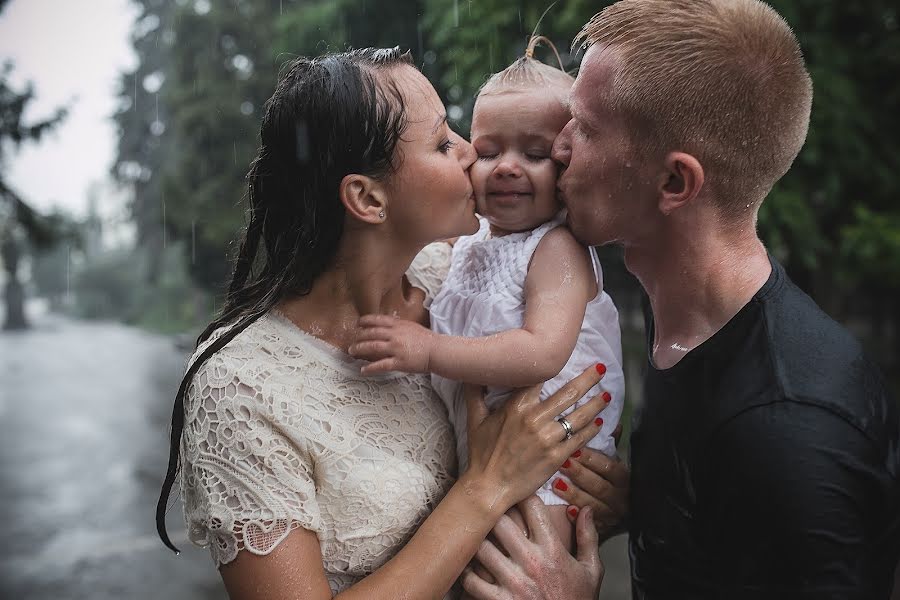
(624, 223, 772, 369)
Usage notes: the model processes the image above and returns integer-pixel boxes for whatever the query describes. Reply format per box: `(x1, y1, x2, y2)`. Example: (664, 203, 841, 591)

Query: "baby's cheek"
(468, 161, 491, 196)
(536, 161, 561, 195)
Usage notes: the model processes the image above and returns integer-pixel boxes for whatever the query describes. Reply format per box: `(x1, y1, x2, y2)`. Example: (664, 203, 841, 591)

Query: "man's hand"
(555, 425, 629, 540)
(348, 314, 435, 375)
(461, 496, 604, 600)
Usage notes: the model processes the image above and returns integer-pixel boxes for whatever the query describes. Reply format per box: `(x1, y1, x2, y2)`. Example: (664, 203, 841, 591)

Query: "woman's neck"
(277, 229, 425, 351)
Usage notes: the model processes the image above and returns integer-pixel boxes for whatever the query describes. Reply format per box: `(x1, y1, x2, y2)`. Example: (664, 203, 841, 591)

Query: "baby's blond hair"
(479, 35, 574, 99)
(575, 0, 813, 216)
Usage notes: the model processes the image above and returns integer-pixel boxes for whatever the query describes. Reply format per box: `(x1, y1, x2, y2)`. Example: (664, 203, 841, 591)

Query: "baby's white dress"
(429, 215, 625, 506)
(179, 244, 458, 596)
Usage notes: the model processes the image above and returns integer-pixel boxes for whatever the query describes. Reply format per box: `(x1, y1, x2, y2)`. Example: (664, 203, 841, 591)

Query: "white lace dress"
(179, 243, 458, 596)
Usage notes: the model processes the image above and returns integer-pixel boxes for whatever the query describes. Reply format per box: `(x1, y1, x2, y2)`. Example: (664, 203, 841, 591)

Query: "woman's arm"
(219, 365, 609, 600)
(351, 227, 597, 386)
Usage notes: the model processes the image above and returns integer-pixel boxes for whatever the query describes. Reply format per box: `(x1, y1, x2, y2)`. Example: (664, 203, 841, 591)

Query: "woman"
(156, 47, 617, 599)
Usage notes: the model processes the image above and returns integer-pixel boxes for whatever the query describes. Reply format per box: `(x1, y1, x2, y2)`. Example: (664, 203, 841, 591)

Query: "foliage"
(113, 0, 899, 382)
(0, 61, 68, 247)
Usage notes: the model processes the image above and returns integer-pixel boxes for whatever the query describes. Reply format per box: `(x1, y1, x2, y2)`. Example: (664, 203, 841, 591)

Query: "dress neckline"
(264, 309, 410, 382)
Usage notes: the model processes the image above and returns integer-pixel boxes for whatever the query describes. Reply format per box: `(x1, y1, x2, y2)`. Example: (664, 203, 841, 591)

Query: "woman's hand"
(349, 314, 435, 375)
(461, 364, 611, 511)
(556, 426, 630, 541)
(461, 496, 604, 600)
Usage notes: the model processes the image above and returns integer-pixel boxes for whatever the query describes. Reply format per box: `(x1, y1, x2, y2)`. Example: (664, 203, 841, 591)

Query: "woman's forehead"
(392, 67, 443, 120)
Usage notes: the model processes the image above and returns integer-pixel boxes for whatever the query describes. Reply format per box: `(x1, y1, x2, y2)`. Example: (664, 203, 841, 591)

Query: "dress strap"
(589, 246, 604, 291)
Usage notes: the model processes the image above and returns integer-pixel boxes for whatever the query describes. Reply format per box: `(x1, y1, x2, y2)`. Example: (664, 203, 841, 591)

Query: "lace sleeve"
(180, 353, 322, 566)
(407, 241, 452, 308)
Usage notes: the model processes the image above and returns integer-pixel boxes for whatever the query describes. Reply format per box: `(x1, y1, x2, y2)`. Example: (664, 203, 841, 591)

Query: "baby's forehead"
(472, 88, 570, 136)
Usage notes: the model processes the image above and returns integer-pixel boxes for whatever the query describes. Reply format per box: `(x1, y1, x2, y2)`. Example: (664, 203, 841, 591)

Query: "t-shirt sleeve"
(179, 352, 322, 566)
(703, 402, 890, 598)
(406, 241, 452, 308)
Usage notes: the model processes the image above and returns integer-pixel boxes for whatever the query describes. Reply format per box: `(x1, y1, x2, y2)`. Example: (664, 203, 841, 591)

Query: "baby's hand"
(349, 314, 435, 375)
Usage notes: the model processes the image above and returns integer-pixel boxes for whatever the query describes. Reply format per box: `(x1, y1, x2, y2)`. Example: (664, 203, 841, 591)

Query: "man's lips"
(556, 185, 568, 205)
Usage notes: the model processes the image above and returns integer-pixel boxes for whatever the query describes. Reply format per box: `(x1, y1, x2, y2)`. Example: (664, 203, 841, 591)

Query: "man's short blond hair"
(575, 0, 813, 217)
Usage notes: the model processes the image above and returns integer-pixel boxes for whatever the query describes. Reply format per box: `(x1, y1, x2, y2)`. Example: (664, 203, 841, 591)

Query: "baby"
(351, 36, 625, 551)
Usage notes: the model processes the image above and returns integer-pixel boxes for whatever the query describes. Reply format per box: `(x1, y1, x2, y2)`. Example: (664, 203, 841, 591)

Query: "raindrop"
(162, 193, 167, 249)
(143, 71, 164, 93)
(134, 14, 160, 38)
(66, 245, 71, 297)
(150, 120, 165, 136)
(424, 50, 437, 65)
(448, 105, 464, 121)
(233, 142, 237, 165)
(240, 101, 254, 115)
(191, 220, 196, 265)
(231, 54, 254, 79)
(194, 0, 211, 16)
(454, 0, 459, 27)
(417, 20, 423, 58)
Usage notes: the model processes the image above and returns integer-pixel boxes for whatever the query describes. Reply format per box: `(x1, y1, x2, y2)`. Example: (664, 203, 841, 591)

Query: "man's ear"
(659, 152, 704, 215)
(339, 174, 387, 224)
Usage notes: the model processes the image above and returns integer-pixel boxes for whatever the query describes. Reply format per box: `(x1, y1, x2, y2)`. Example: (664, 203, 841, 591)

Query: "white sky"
(0, 0, 138, 219)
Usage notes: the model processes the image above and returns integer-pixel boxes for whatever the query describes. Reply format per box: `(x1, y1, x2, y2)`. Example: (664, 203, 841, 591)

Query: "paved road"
(0, 310, 631, 599)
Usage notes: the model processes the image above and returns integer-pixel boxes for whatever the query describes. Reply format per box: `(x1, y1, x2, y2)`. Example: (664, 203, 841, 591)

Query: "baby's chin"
(480, 211, 560, 235)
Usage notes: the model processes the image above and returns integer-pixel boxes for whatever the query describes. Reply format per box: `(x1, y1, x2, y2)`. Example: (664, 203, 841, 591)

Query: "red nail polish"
(567, 506, 578, 518)
(595, 363, 607, 376)
(602, 391, 612, 403)
(595, 417, 604, 427)
(554, 479, 569, 492)
(572, 449, 582, 458)
(562, 459, 572, 469)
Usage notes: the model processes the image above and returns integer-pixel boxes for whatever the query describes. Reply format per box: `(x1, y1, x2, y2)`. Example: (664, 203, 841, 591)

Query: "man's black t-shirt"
(629, 257, 900, 599)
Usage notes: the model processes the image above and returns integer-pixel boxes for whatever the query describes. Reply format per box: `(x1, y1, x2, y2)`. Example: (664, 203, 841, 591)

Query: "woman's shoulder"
(407, 241, 453, 305)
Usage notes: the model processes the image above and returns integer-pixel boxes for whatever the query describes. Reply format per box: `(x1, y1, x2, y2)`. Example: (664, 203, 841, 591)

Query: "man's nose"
(551, 122, 572, 167)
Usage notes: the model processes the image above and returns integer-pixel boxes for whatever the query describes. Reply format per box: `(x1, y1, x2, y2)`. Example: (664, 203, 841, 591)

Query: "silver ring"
(557, 417, 574, 440)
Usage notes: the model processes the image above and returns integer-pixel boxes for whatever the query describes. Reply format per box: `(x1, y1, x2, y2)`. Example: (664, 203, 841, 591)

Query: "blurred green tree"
(0, 57, 68, 329)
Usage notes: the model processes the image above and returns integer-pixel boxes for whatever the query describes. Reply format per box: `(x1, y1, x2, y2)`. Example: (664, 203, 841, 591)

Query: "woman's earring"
(378, 210, 385, 219)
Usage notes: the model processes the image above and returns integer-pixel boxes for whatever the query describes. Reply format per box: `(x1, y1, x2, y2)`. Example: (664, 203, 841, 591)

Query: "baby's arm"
(351, 227, 597, 386)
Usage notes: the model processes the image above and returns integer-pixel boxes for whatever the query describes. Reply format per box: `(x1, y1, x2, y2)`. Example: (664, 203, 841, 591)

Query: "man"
(462, 0, 900, 598)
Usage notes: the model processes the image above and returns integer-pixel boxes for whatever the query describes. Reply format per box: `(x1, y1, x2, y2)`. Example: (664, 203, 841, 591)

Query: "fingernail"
(572, 449, 582, 458)
(601, 391, 612, 403)
(567, 506, 578, 518)
(554, 478, 569, 492)
(595, 417, 604, 427)
(562, 459, 572, 469)
(595, 363, 606, 376)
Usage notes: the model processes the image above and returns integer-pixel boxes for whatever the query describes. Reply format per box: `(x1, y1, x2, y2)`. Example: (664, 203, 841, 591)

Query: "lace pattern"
(179, 244, 458, 594)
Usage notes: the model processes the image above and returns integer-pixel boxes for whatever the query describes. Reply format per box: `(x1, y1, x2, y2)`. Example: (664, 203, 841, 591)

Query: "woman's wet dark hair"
(156, 47, 414, 552)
